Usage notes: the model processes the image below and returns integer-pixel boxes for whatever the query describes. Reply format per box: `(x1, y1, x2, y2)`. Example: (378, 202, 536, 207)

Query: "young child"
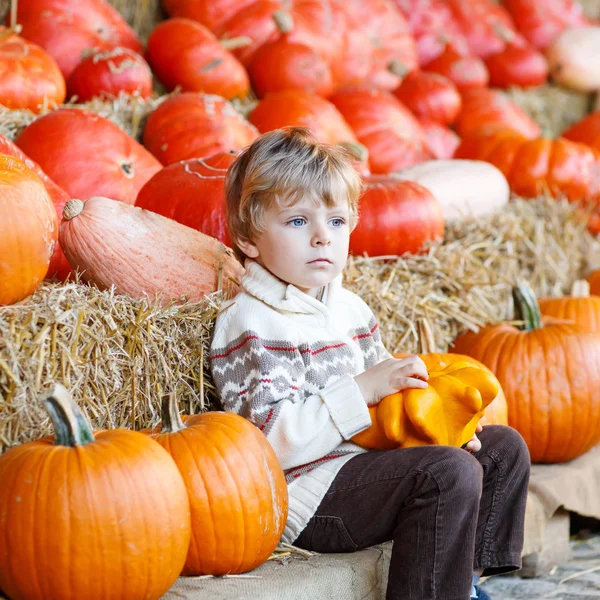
(210, 127, 530, 600)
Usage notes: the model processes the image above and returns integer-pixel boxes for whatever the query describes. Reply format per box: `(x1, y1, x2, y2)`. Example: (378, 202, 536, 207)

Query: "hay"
(107, 0, 166, 44)
(505, 84, 592, 139)
(0, 282, 226, 451)
(1, 196, 595, 451)
(343, 196, 594, 355)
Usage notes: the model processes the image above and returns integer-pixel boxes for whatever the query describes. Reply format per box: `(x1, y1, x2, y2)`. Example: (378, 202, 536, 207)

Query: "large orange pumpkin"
(0, 133, 72, 281)
(452, 282, 600, 463)
(0, 28, 66, 112)
(146, 18, 250, 99)
(59, 196, 244, 303)
(0, 384, 191, 600)
(16, 108, 162, 205)
(135, 152, 234, 245)
(146, 394, 288, 576)
(144, 92, 259, 165)
(349, 176, 444, 256)
(0, 155, 57, 305)
(12, 0, 143, 79)
(539, 279, 600, 333)
(329, 88, 433, 174)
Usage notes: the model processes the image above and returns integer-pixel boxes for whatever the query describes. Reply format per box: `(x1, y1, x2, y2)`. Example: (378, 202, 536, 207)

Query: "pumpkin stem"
(160, 392, 186, 433)
(272, 10, 294, 34)
(512, 281, 542, 331)
(219, 36, 252, 51)
(63, 199, 84, 221)
(42, 383, 95, 447)
(570, 279, 591, 297)
(388, 59, 409, 77)
(416, 318, 437, 353)
(338, 141, 369, 162)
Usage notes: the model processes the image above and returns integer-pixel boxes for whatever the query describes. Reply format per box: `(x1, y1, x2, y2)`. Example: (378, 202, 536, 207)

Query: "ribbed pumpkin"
(146, 394, 288, 576)
(67, 47, 153, 101)
(135, 152, 234, 245)
(16, 108, 162, 205)
(0, 155, 57, 305)
(349, 177, 444, 256)
(144, 92, 259, 165)
(146, 18, 250, 99)
(0, 28, 66, 112)
(539, 279, 600, 333)
(423, 44, 489, 92)
(419, 120, 461, 159)
(452, 282, 600, 463)
(0, 384, 191, 600)
(406, 318, 509, 427)
(0, 133, 72, 280)
(352, 360, 498, 450)
(59, 196, 244, 303)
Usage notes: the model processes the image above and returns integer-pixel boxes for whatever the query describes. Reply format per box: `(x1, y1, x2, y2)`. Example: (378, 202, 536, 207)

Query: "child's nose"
(311, 225, 331, 246)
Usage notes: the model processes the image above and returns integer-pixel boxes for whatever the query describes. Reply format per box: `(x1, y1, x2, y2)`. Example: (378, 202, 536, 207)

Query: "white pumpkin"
(392, 159, 510, 223)
(546, 27, 600, 92)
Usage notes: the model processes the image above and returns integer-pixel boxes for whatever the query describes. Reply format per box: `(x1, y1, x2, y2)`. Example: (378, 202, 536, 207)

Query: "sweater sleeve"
(210, 305, 371, 471)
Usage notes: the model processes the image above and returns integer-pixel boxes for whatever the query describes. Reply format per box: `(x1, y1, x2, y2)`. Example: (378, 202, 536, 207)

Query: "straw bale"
(0, 281, 226, 451)
(1, 196, 595, 451)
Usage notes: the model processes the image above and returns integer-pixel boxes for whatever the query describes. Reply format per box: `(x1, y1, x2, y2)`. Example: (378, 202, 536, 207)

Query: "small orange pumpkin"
(539, 279, 600, 333)
(0, 384, 191, 600)
(146, 394, 288, 576)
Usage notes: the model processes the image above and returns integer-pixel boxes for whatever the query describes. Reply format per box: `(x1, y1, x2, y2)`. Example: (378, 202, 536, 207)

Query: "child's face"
(239, 194, 351, 297)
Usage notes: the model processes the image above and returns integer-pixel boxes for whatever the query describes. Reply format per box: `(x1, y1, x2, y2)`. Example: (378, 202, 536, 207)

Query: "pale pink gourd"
(59, 196, 244, 303)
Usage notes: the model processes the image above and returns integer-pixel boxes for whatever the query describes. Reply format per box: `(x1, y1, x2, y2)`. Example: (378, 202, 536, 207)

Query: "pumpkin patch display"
(59, 196, 244, 303)
(135, 152, 234, 246)
(349, 177, 444, 256)
(16, 108, 162, 205)
(12, 0, 143, 79)
(67, 47, 153, 101)
(146, 18, 250, 99)
(352, 361, 498, 450)
(0, 384, 191, 600)
(0, 29, 66, 112)
(146, 394, 288, 576)
(452, 282, 600, 463)
(144, 92, 259, 165)
(0, 155, 58, 306)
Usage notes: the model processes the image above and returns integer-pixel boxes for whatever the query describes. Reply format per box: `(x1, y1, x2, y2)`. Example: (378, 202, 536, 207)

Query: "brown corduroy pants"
(293, 425, 530, 600)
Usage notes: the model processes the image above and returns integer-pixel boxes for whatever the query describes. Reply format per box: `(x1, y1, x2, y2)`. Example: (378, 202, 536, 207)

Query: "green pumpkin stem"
(42, 384, 95, 447)
(160, 393, 186, 433)
(512, 281, 542, 331)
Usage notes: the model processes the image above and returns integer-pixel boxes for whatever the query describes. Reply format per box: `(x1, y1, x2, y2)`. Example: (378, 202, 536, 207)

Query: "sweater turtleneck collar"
(241, 259, 343, 316)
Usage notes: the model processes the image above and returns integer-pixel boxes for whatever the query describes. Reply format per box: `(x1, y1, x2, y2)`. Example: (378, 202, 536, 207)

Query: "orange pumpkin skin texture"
(16, 108, 162, 205)
(538, 281, 600, 333)
(563, 110, 600, 151)
(148, 398, 288, 576)
(352, 362, 498, 450)
(0, 155, 57, 305)
(67, 47, 153, 102)
(452, 284, 600, 463)
(587, 270, 600, 296)
(146, 18, 250, 99)
(144, 92, 259, 165)
(0, 30, 66, 112)
(0, 384, 191, 600)
(423, 45, 489, 92)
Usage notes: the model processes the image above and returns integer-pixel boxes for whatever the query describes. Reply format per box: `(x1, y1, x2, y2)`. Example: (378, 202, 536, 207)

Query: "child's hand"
(464, 422, 483, 453)
(355, 356, 429, 406)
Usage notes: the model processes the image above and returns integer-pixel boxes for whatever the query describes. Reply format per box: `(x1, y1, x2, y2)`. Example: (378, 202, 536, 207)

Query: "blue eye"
(289, 218, 306, 227)
(330, 218, 344, 227)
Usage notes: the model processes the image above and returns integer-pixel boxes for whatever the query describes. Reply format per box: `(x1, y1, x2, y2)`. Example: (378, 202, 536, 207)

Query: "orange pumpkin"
(587, 269, 600, 296)
(135, 152, 234, 246)
(67, 47, 153, 101)
(452, 282, 600, 463)
(144, 92, 259, 165)
(0, 155, 58, 305)
(16, 108, 162, 205)
(329, 88, 433, 174)
(539, 279, 600, 333)
(484, 41, 549, 88)
(563, 110, 600, 150)
(0, 28, 65, 112)
(59, 196, 244, 303)
(146, 18, 250, 99)
(0, 384, 191, 600)
(423, 44, 489, 92)
(146, 394, 288, 576)
(420, 120, 461, 159)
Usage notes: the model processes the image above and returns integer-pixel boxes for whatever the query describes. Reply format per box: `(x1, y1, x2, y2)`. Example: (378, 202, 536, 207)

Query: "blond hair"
(225, 127, 363, 262)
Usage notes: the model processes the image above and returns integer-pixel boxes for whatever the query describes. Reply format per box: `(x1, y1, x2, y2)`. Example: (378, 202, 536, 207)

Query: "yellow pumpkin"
(352, 361, 498, 450)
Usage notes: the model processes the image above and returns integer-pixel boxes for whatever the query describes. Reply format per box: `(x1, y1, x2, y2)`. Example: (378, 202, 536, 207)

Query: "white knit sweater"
(210, 260, 391, 543)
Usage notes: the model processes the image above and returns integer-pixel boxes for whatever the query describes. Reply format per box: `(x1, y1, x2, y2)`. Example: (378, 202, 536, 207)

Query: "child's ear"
(236, 238, 260, 258)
